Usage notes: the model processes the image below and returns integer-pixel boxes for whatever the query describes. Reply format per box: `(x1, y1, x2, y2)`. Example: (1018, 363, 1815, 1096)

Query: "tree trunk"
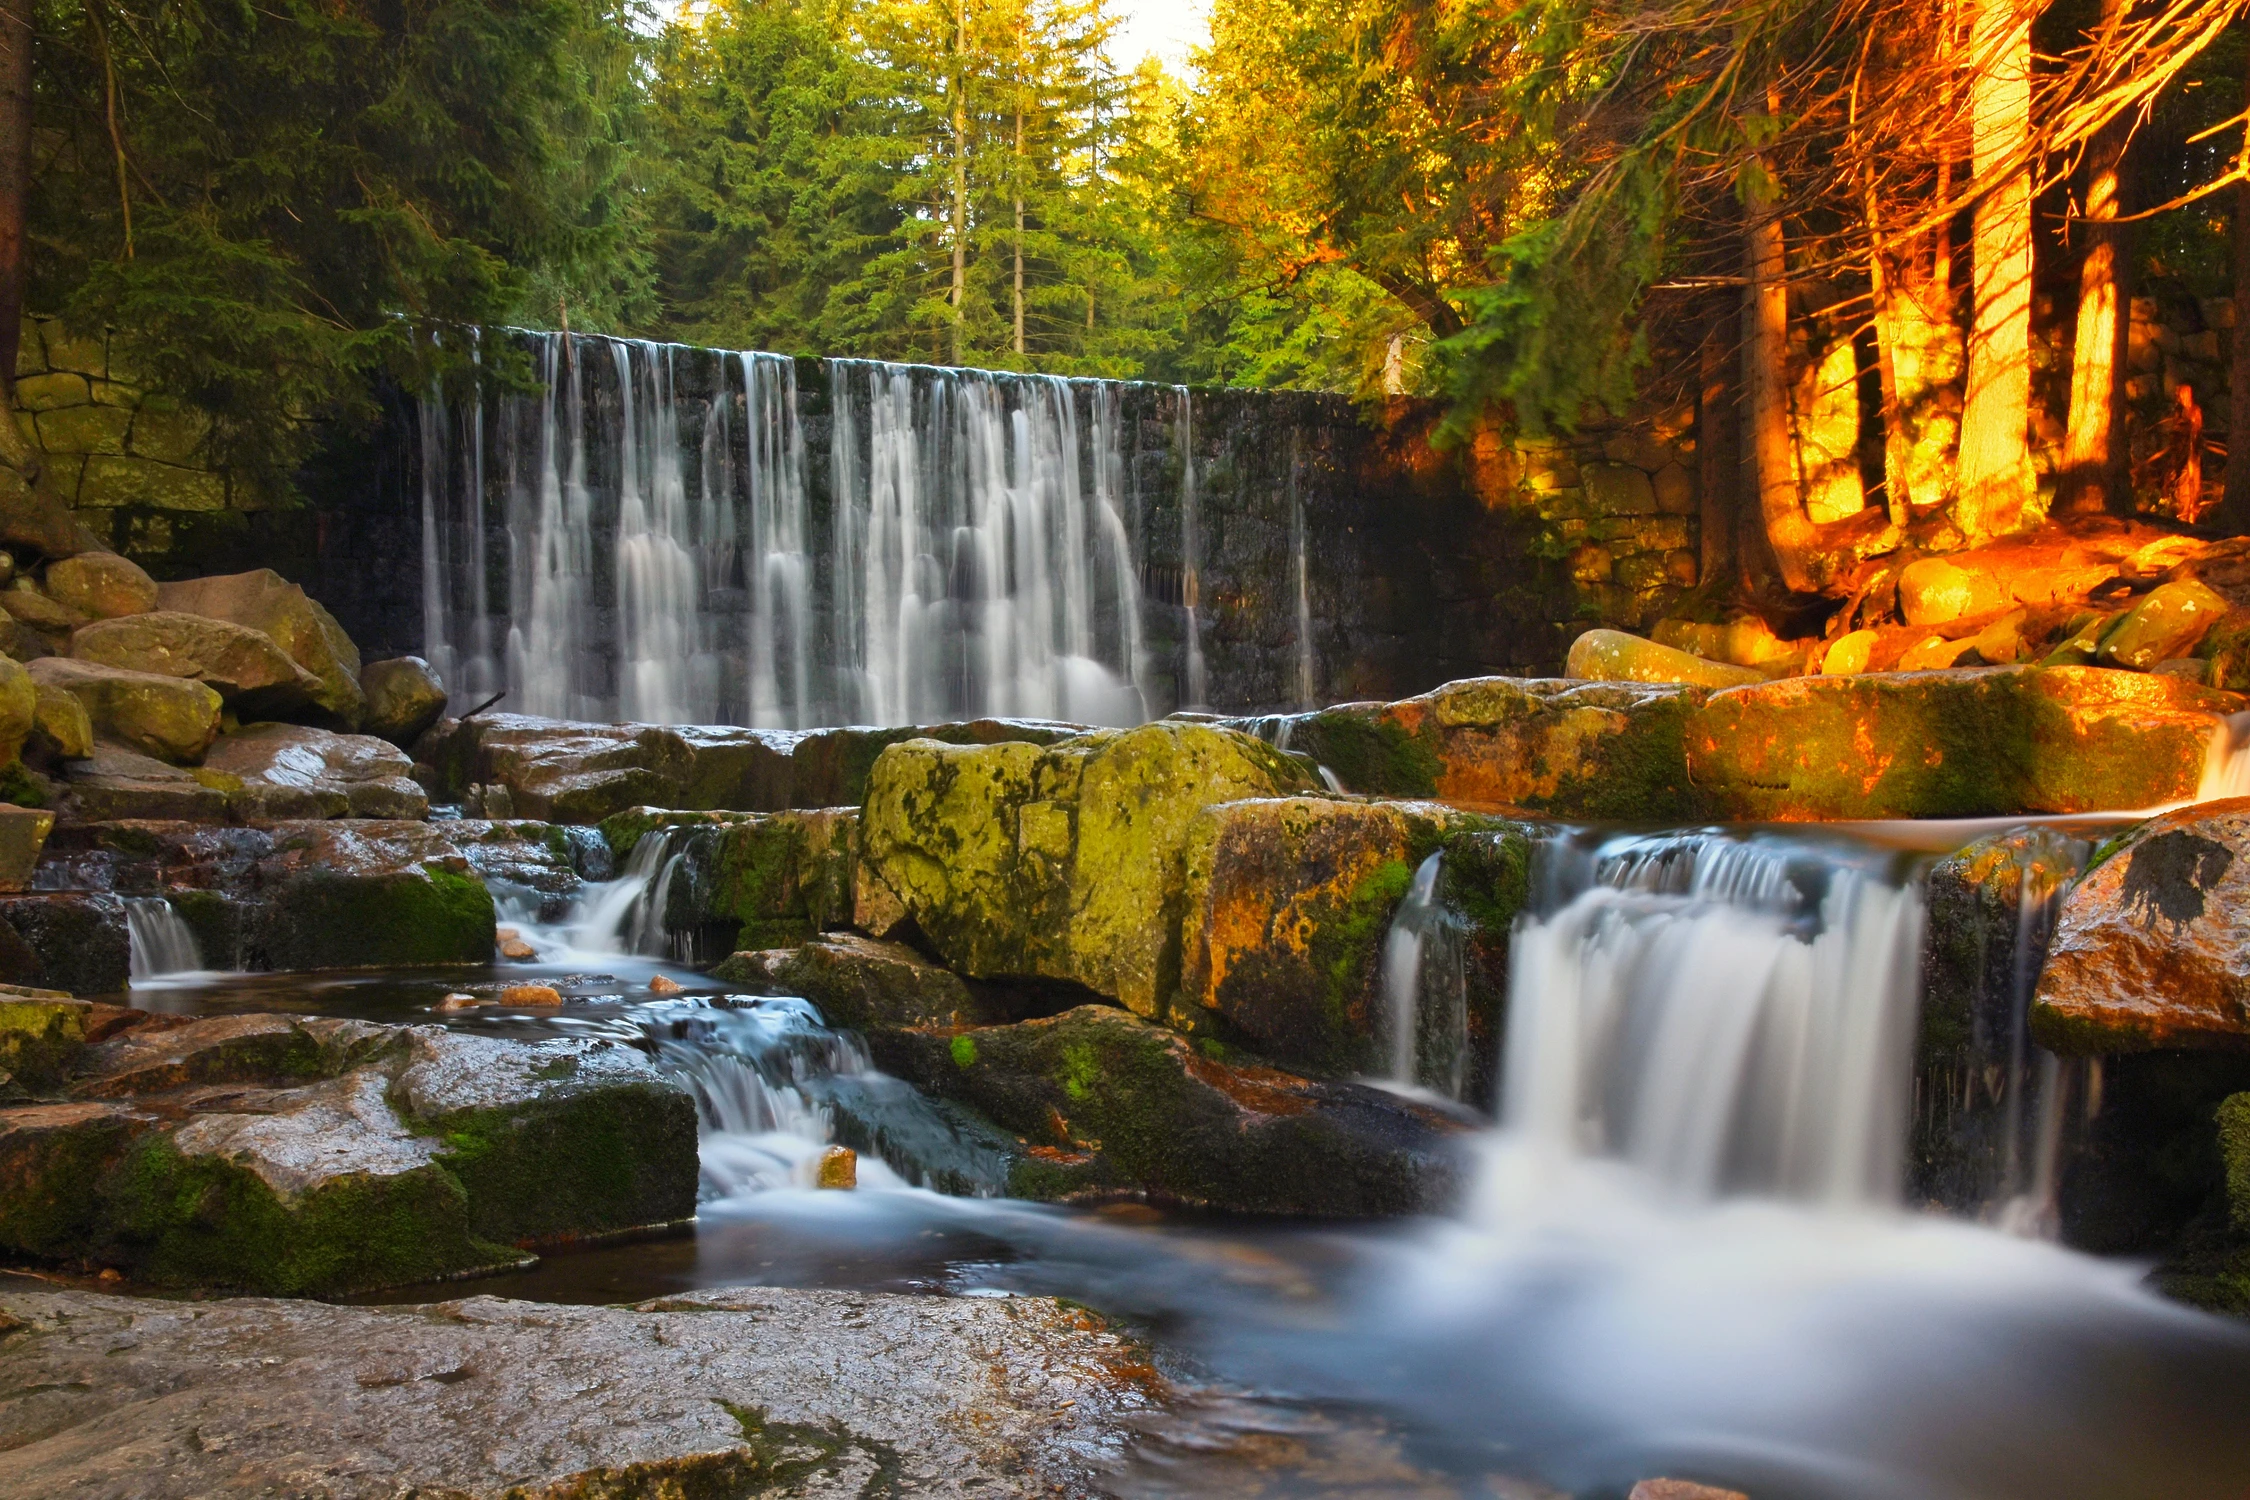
(1742, 148, 1819, 592)
(1698, 315, 1739, 587)
(1864, 190, 1917, 524)
(1955, 0, 2036, 542)
(0, 0, 35, 480)
(2224, 48, 2250, 531)
(950, 0, 970, 366)
(2060, 0, 2130, 518)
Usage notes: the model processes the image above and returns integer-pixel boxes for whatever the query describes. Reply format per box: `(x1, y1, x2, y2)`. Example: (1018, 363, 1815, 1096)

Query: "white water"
(124, 896, 205, 984)
(422, 335, 1148, 729)
(1377, 851, 1466, 1098)
(1176, 389, 1206, 710)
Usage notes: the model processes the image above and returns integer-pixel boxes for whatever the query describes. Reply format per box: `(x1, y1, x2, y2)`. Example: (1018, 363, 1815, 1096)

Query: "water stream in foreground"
(123, 822, 2250, 1499)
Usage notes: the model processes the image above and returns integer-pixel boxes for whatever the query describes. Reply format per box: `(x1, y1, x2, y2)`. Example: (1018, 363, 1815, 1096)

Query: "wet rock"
(2034, 800, 2250, 1053)
(1628, 1483, 1750, 1500)
(788, 718, 1084, 807)
(816, 1144, 858, 1188)
(1565, 628, 1765, 688)
(1261, 677, 1707, 820)
(0, 1007, 698, 1295)
(861, 723, 1318, 1017)
(0, 1283, 1152, 1498)
(1175, 796, 1530, 1080)
(0, 804, 49, 891)
(202, 722, 429, 821)
(0, 653, 33, 768)
(0, 994, 111, 1091)
(358, 655, 447, 746)
(70, 611, 322, 719)
(2098, 579, 2231, 671)
(27, 682, 89, 760)
(154, 568, 364, 727)
(27, 657, 221, 765)
(250, 822, 494, 969)
(710, 933, 1000, 1033)
(41, 552, 155, 620)
(1685, 666, 2237, 819)
(0, 894, 128, 994)
(877, 1005, 1466, 1214)
(1914, 828, 2091, 1210)
(391, 1027, 697, 1245)
(52, 743, 228, 822)
(601, 806, 861, 958)
(449, 818, 598, 921)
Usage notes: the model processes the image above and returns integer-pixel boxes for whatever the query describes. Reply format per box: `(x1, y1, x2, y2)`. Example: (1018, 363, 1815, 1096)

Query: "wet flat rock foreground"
(0, 1283, 1158, 1498)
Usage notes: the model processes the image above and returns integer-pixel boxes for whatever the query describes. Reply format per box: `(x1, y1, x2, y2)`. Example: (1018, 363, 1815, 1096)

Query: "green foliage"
(28, 0, 649, 493)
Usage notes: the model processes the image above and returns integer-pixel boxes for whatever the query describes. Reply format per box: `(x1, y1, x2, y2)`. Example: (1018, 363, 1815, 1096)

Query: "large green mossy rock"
(71, 611, 322, 720)
(875, 1005, 1465, 1215)
(600, 806, 859, 953)
(0, 653, 35, 766)
(0, 1005, 697, 1295)
(1249, 677, 1706, 819)
(250, 823, 495, 969)
(860, 723, 1318, 1017)
(1686, 666, 2237, 819)
(155, 569, 364, 728)
(711, 933, 1002, 1033)
(1174, 797, 1534, 1082)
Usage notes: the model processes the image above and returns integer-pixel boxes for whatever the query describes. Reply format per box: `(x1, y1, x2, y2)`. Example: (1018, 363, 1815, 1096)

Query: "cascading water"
(420, 334, 1149, 730)
(1288, 427, 1316, 710)
(1377, 851, 1468, 1098)
(124, 896, 205, 983)
(1176, 389, 1206, 709)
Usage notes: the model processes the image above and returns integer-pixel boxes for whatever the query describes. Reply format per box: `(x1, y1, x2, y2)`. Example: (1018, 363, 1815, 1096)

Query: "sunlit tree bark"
(1742, 134, 1819, 593)
(1955, 0, 2036, 542)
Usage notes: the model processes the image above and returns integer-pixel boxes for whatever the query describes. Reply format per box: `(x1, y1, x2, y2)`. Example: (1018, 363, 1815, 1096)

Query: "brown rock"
(436, 992, 478, 1012)
(28, 682, 91, 760)
(1567, 628, 1764, 688)
(155, 569, 364, 726)
(1900, 557, 2009, 626)
(2034, 799, 2250, 1053)
(71, 610, 323, 718)
(359, 656, 447, 747)
(498, 937, 536, 961)
(0, 803, 53, 891)
(497, 984, 563, 1008)
(42, 552, 156, 620)
(55, 742, 228, 822)
(816, 1144, 858, 1189)
(201, 723, 428, 821)
(0, 482, 106, 559)
(647, 973, 681, 993)
(27, 656, 222, 765)
(1, 585, 86, 633)
(709, 932, 992, 1031)
(1628, 1483, 1750, 1500)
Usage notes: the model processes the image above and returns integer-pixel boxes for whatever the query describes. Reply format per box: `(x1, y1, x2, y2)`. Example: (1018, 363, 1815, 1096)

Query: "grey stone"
(56, 742, 228, 823)
(0, 1284, 1154, 1499)
(203, 722, 429, 821)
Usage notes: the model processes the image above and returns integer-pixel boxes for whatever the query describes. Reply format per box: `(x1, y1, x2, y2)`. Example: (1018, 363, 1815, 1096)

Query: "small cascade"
(565, 826, 697, 959)
(1377, 852, 1468, 1098)
(1499, 831, 1925, 1207)
(125, 897, 205, 983)
(421, 333, 1148, 730)
(2197, 710, 2250, 801)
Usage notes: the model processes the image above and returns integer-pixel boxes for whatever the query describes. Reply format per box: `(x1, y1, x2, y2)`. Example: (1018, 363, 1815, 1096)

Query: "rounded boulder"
(43, 552, 157, 620)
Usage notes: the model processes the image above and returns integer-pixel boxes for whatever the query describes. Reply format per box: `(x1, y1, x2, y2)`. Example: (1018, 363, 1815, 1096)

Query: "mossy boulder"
(2033, 800, 2250, 1054)
(154, 569, 364, 728)
(0, 1010, 696, 1295)
(42, 552, 156, 621)
(71, 611, 322, 720)
(1565, 627, 1766, 688)
(358, 655, 448, 747)
(789, 719, 1083, 808)
(2098, 579, 2230, 670)
(1252, 677, 1706, 819)
(250, 823, 495, 969)
(0, 993, 105, 1090)
(1685, 666, 2237, 819)
(0, 652, 34, 766)
(0, 802, 51, 890)
(860, 723, 1318, 1017)
(27, 656, 221, 765)
(1174, 796, 1528, 1080)
(875, 1005, 1466, 1215)
(711, 933, 1001, 1033)
(28, 681, 90, 760)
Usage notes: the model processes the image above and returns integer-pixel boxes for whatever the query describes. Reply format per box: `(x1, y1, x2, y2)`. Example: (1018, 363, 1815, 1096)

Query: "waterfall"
(1499, 831, 1925, 1208)
(1289, 428, 1316, 710)
(1378, 852, 1468, 1098)
(125, 897, 205, 983)
(1177, 389, 1206, 709)
(558, 826, 697, 959)
(420, 334, 1148, 730)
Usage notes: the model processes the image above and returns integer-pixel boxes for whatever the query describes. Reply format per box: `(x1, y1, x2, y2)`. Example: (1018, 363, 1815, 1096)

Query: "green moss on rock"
(260, 862, 494, 970)
(422, 1080, 698, 1246)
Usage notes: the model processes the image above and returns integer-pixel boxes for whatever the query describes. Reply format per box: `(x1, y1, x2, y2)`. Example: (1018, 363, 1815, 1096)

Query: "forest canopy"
(9, 0, 2250, 588)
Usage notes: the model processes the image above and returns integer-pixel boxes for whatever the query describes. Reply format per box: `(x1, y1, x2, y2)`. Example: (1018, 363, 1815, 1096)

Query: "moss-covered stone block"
(78, 456, 226, 512)
(875, 1005, 1463, 1216)
(2219, 1092, 2250, 1237)
(1175, 797, 1523, 1079)
(862, 723, 1317, 1016)
(257, 861, 494, 970)
(33, 404, 130, 457)
(1686, 666, 2234, 819)
(12, 373, 88, 412)
(0, 1101, 150, 1256)
(125, 403, 213, 465)
(0, 996, 91, 1088)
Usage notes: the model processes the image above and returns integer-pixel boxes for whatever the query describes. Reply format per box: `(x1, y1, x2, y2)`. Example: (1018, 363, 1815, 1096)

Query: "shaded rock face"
(1685, 666, 2235, 819)
(0, 654, 33, 767)
(34, 819, 499, 973)
(711, 933, 1002, 1033)
(25, 657, 220, 765)
(415, 713, 1083, 823)
(1913, 828, 2091, 1212)
(154, 568, 364, 727)
(0, 1285, 1154, 1500)
(50, 744, 226, 824)
(2034, 800, 2250, 1053)
(70, 610, 322, 720)
(0, 1002, 697, 1294)
(358, 654, 446, 746)
(1248, 677, 1707, 820)
(0, 805, 51, 892)
(601, 807, 861, 960)
(1174, 797, 1531, 1082)
(26, 682, 89, 761)
(201, 722, 428, 821)
(874, 1004, 1467, 1215)
(41, 552, 156, 621)
(0, 895, 128, 995)
(861, 723, 1318, 1018)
